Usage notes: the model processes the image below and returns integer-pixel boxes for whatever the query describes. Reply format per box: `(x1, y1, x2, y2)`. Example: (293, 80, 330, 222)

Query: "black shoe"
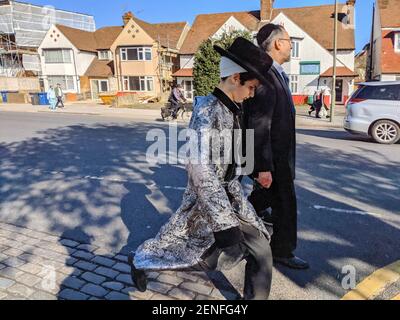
(128, 252, 148, 292)
(273, 255, 309, 270)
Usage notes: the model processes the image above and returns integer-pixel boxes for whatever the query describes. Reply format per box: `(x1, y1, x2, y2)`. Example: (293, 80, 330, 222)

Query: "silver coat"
(133, 93, 271, 271)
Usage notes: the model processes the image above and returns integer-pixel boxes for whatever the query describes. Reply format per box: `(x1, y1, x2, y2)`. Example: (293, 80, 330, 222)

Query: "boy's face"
(231, 75, 260, 103)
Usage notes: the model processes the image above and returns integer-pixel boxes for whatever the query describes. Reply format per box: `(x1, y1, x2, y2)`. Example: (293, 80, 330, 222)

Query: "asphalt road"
(0, 111, 399, 300)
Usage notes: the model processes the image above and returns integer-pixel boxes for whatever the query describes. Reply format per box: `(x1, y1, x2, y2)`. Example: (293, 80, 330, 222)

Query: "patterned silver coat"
(134, 92, 271, 271)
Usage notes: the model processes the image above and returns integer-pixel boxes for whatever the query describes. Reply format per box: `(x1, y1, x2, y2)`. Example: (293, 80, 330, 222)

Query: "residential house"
(110, 12, 190, 100)
(368, 0, 400, 81)
(174, 0, 357, 104)
(38, 24, 122, 99)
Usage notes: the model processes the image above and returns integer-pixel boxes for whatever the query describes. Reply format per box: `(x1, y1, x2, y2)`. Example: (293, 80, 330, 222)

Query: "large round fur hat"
(214, 37, 272, 85)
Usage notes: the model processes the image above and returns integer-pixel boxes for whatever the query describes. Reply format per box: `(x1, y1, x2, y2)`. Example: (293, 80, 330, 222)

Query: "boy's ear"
(231, 73, 241, 84)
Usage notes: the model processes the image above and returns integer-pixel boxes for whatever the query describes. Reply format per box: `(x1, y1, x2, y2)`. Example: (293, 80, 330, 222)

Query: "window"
(353, 85, 400, 101)
(184, 81, 193, 99)
(120, 47, 152, 61)
(98, 50, 112, 60)
(44, 49, 72, 63)
(123, 76, 154, 91)
(395, 33, 400, 52)
(290, 75, 299, 93)
(99, 80, 109, 92)
(300, 61, 320, 75)
(396, 75, 400, 81)
(291, 39, 300, 58)
(48, 75, 75, 91)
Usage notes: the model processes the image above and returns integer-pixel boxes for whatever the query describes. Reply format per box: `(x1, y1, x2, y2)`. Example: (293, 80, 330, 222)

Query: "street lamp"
(330, 0, 338, 123)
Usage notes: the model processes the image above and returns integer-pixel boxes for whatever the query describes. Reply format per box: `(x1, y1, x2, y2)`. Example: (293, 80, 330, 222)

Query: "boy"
(129, 38, 273, 300)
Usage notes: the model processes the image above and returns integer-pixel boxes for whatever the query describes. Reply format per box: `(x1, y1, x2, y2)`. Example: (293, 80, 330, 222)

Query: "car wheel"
(371, 120, 400, 144)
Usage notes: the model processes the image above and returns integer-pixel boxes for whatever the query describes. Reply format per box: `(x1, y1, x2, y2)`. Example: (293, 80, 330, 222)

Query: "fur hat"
(214, 37, 272, 85)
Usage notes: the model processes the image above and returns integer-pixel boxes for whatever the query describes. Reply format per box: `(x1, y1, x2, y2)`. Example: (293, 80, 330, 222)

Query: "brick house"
(110, 12, 190, 100)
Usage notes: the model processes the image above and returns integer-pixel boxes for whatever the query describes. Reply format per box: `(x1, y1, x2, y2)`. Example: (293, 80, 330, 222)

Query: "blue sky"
(27, 0, 375, 52)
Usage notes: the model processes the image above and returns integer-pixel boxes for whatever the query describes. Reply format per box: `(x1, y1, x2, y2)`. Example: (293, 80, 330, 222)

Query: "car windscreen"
(353, 84, 400, 101)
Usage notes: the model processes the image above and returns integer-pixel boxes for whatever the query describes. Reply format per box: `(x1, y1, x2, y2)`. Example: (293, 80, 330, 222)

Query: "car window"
(355, 85, 400, 101)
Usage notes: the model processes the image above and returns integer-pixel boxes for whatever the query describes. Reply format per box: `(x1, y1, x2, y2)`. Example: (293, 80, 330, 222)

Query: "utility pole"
(330, 0, 338, 123)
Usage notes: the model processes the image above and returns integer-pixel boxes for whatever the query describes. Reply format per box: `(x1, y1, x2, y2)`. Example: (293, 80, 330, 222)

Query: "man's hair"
(257, 24, 286, 52)
(221, 72, 258, 85)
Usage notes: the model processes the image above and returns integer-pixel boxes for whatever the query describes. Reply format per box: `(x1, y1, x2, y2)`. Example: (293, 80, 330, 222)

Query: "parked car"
(344, 81, 400, 144)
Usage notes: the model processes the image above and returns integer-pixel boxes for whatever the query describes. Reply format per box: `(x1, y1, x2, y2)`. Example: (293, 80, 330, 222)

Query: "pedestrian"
(243, 24, 309, 270)
(55, 83, 65, 109)
(47, 85, 57, 111)
(168, 84, 186, 119)
(308, 90, 319, 116)
(129, 37, 274, 300)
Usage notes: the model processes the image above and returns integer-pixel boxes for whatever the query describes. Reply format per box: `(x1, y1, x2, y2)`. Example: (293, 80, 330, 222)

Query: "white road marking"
(163, 186, 186, 191)
(313, 205, 383, 218)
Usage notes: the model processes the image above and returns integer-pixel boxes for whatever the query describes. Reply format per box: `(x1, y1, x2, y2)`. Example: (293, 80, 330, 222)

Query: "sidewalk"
(0, 103, 345, 128)
(0, 221, 230, 300)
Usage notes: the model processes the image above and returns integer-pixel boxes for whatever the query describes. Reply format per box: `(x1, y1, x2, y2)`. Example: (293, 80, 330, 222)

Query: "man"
(129, 38, 274, 300)
(244, 24, 309, 270)
(55, 83, 64, 109)
(168, 84, 186, 119)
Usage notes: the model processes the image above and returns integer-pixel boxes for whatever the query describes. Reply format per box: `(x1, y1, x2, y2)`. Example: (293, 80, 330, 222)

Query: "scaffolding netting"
(0, 1, 96, 48)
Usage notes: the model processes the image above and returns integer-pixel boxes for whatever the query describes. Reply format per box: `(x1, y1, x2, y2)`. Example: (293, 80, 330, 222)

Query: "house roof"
(172, 68, 193, 77)
(94, 26, 124, 49)
(179, 11, 259, 54)
(131, 17, 188, 50)
(180, 4, 355, 55)
(56, 24, 123, 52)
(378, 0, 400, 28)
(271, 4, 355, 50)
(380, 30, 400, 74)
(85, 58, 114, 77)
(320, 66, 358, 77)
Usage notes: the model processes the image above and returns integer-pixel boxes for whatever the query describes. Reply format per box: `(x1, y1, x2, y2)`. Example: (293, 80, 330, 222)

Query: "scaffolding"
(0, 0, 95, 77)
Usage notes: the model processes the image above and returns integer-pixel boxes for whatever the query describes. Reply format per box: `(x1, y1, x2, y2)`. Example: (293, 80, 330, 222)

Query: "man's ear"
(274, 38, 280, 51)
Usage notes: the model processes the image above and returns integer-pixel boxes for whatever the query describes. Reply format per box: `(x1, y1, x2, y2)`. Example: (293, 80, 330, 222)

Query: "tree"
(193, 30, 253, 97)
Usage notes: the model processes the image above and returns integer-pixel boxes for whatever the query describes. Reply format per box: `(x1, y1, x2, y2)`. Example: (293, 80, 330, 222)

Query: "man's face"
(278, 30, 292, 63)
(232, 77, 260, 103)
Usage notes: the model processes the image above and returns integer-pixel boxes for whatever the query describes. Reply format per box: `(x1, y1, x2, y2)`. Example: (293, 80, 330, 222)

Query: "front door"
(91, 80, 100, 100)
(336, 79, 343, 103)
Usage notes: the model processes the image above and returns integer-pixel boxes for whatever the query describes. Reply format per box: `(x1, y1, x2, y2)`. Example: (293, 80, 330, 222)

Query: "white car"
(344, 81, 400, 144)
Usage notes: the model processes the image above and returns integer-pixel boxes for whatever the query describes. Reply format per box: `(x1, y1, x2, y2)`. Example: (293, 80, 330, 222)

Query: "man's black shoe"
(273, 255, 310, 270)
(128, 252, 148, 292)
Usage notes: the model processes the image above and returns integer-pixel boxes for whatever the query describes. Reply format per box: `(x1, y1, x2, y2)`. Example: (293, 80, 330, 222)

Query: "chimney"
(260, 0, 274, 22)
(345, 0, 356, 26)
(122, 11, 133, 26)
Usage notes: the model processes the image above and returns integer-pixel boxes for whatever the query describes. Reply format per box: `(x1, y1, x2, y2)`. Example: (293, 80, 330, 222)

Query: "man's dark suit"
(243, 65, 297, 258)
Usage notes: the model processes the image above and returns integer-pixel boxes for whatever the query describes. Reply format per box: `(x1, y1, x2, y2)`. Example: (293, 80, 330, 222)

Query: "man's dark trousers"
(55, 97, 64, 108)
(249, 179, 297, 258)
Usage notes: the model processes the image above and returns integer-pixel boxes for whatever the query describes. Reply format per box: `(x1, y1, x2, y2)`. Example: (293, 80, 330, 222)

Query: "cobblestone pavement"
(0, 222, 233, 300)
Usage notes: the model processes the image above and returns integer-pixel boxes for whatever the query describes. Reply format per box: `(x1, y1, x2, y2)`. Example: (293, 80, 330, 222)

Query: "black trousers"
(55, 97, 64, 108)
(194, 221, 273, 300)
(249, 179, 298, 258)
